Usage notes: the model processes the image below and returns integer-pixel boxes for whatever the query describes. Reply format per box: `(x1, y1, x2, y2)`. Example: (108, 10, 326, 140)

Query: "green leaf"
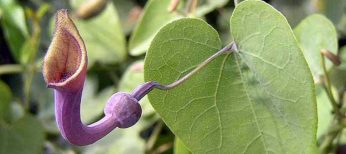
(129, 0, 181, 56)
(315, 85, 333, 138)
(30, 73, 56, 133)
(112, 0, 137, 34)
(144, 18, 225, 153)
(294, 14, 338, 80)
(0, 80, 12, 121)
(145, 1, 317, 153)
(230, 1, 316, 152)
(196, 0, 229, 17)
(174, 137, 191, 154)
(0, 115, 45, 154)
(0, 0, 29, 61)
(70, 0, 126, 66)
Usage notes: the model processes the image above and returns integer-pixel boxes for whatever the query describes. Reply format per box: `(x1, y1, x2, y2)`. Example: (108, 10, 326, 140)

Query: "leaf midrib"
(234, 54, 270, 154)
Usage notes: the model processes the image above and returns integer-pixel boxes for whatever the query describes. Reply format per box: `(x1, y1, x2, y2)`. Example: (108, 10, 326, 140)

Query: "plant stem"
(131, 42, 236, 100)
(0, 64, 23, 75)
(321, 52, 341, 117)
(23, 11, 42, 110)
(146, 121, 164, 152)
(168, 0, 180, 12)
(319, 50, 346, 153)
(155, 42, 236, 90)
(319, 122, 342, 153)
(184, 0, 197, 15)
(153, 142, 174, 154)
(321, 49, 341, 66)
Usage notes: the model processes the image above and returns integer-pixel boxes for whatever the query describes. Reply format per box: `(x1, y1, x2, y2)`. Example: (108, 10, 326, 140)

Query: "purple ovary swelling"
(104, 92, 142, 128)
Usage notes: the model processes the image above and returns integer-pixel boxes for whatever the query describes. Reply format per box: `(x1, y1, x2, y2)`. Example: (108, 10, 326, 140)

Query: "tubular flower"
(43, 10, 154, 145)
(43, 9, 235, 146)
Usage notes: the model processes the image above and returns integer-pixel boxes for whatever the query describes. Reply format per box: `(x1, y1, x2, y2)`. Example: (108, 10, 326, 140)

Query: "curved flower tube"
(43, 10, 146, 145)
(43, 9, 236, 146)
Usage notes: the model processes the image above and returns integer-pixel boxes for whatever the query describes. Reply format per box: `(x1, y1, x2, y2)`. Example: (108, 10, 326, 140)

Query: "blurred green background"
(0, 0, 346, 154)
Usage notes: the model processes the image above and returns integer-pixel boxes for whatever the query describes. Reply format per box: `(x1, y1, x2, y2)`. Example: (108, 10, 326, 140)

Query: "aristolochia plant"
(43, 9, 236, 146)
(43, 1, 345, 153)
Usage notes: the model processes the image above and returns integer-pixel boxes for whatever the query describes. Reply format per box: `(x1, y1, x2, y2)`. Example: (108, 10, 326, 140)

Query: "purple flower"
(42, 10, 146, 145)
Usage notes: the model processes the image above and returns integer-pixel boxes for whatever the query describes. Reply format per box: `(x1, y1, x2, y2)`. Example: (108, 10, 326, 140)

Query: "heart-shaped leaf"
(294, 14, 338, 80)
(145, 1, 317, 153)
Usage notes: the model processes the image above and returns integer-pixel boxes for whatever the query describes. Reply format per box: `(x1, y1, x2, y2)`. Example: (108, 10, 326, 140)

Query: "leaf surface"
(315, 85, 333, 138)
(294, 14, 338, 80)
(0, 0, 28, 62)
(174, 137, 191, 154)
(70, 0, 126, 66)
(0, 81, 12, 121)
(0, 115, 45, 154)
(196, 0, 229, 17)
(145, 1, 317, 153)
(129, 0, 181, 56)
(230, 1, 317, 153)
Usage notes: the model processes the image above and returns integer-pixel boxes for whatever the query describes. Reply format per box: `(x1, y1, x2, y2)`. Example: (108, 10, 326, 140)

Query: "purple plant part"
(42, 10, 150, 146)
(43, 9, 236, 146)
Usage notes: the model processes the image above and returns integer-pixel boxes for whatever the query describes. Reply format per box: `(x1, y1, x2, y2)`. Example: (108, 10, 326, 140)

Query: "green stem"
(0, 64, 24, 75)
(184, 0, 197, 15)
(319, 123, 342, 153)
(319, 51, 345, 153)
(321, 52, 340, 117)
(168, 0, 180, 12)
(23, 64, 37, 110)
(22, 10, 42, 110)
(146, 121, 164, 152)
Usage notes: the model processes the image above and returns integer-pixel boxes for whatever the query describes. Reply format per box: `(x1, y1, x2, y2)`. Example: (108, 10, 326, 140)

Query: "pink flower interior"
(43, 10, 86, 88)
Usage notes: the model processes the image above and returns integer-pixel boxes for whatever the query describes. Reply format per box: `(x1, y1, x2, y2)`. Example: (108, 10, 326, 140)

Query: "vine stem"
(320, 50, 341, 117)
(131, 42, 236, 100)
(0, 64, 23, 75)
(319, 49, 345, 153)
(168, 0, 180, 12)
(319, 122, 343, 153)
(184, 0, 197, 15)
